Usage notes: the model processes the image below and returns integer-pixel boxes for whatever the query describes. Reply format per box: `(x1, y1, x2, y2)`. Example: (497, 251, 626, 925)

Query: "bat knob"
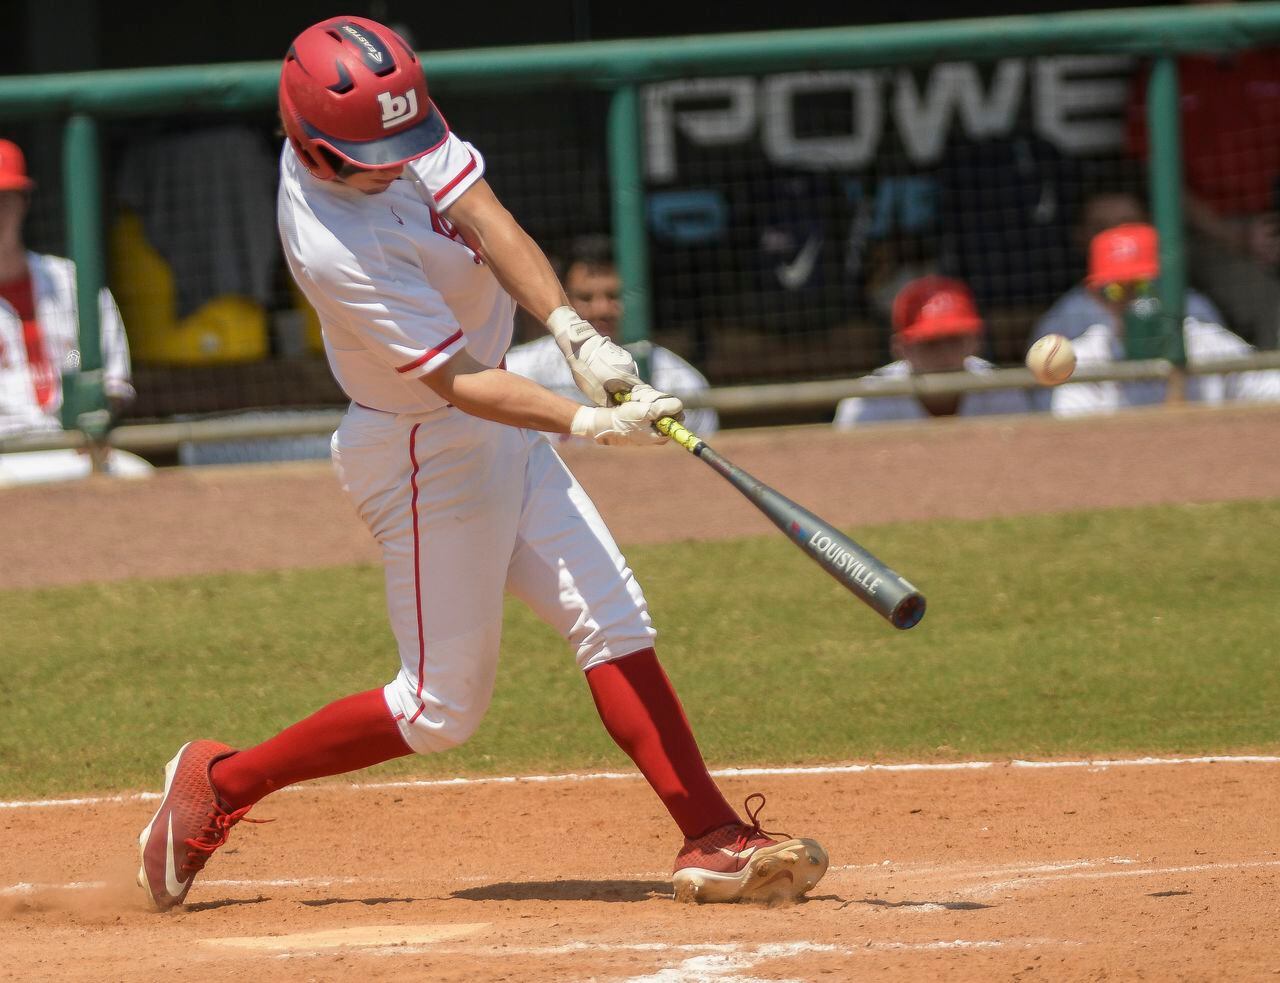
(890, 594, 927, 630)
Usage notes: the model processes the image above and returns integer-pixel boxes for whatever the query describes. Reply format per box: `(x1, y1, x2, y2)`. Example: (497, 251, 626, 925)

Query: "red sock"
(586, 648, 739, 839)
(210, 688, 411, 810)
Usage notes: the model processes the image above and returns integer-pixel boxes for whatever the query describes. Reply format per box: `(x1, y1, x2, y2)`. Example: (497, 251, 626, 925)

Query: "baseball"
(1026, 334, 1077, 386)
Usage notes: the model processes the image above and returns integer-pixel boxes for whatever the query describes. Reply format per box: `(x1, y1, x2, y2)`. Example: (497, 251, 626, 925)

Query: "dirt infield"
(3, 403, 1280, 980)
(3, 761, 1278, 980)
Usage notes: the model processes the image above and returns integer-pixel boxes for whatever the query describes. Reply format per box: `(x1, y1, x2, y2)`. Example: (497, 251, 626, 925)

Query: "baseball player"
(0, 138, 151, 485)
(138, 16, 827, 911)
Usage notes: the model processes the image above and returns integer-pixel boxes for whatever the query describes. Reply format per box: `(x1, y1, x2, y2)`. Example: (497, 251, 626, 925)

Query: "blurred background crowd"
(1, 0, 1278, 476)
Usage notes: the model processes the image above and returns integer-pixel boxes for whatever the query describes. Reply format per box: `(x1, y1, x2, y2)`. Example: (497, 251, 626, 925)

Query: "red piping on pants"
(408, 422, 428, 721)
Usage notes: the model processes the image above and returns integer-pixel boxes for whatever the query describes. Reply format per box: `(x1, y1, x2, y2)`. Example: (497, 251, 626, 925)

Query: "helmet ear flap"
(280, 89, 337, 181)
(293, 137, 336, 180)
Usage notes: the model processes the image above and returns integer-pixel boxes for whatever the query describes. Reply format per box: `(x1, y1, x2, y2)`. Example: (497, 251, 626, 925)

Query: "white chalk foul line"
(3, 753, 1277, 811)
(963, 859, 1280, 898)
(1, 880, 110, 896)
(0, 876, 364, 897)
(269, 938, 1079, 963)
(827, 857, 1141, 885)
(1008, 755, 1280, 769)
(0, 792, 160, 810)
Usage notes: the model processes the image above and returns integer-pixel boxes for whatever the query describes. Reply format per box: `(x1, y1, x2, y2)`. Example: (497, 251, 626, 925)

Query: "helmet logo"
(377, 89, 419, 129)
(340, 25, 384, 64)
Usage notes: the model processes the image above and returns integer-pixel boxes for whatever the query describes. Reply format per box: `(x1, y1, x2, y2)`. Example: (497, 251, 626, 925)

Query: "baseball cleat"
(136, 740, 260, 911)
(672, 793, 829, 904)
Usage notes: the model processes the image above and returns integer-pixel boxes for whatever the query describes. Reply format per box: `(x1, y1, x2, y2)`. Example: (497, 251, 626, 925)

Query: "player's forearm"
(430, 364, 579, 433)
(446, 180, 568, 324)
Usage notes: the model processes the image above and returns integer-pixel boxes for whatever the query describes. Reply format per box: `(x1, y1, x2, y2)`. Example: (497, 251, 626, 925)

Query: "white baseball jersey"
(833, 356, 1034, 428)
(278, 135, 654, 753)
(278, 135, 512, 414)
(0, 251, 134, 438)
(1052, 317, 1280, 417)
(504, 334, 720, 437)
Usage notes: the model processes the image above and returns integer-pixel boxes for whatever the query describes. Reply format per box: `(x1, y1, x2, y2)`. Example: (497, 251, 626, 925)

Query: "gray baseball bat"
(618, 394, 926, 630)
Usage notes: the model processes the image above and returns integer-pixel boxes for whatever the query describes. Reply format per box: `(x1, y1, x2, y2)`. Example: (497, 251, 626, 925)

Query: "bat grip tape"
(611, 390, 704, 454)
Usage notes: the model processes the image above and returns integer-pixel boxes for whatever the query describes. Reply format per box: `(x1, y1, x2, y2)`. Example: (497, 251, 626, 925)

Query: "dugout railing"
(2, 4, 1280, 453)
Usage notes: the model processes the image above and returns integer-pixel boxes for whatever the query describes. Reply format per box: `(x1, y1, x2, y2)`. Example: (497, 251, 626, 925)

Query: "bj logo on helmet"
(377, 90, 418, 129)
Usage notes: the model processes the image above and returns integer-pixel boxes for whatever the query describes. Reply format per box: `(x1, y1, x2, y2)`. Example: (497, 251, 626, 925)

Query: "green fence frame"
(4, 3, 1280, 431)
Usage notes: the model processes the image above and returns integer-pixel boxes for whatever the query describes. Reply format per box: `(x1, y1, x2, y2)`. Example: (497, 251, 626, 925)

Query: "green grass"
(2, 499, 1278, 798)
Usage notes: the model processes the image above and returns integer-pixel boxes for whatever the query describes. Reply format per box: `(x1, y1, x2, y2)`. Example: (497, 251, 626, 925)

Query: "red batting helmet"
(279, 16, 448, 180)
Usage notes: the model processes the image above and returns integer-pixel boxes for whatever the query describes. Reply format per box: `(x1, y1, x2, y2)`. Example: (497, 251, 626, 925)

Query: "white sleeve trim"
(433, 144, 486, 212)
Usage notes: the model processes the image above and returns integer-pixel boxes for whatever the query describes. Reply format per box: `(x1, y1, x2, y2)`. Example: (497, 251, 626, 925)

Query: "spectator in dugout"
(1050, 222, 1280, 417)
(833, 275, 1033, 429)
(0, 138, 151, 486)
(504, 235, 718, 438)
(1032, 188, 1151, 347)
(1127, 16, 1280, 350)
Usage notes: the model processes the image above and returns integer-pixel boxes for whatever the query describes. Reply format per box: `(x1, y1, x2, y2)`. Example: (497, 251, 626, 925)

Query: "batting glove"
(570, 388, 683, 447)
(547, 306, 644, 406)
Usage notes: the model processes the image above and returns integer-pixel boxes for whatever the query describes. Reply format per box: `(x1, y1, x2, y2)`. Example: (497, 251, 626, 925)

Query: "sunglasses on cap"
(1099, 279, 1153, 303)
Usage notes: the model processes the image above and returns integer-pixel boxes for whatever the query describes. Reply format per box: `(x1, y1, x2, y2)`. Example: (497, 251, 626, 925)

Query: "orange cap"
(1088, 223, 1159, 287)
(892, 276, 983, 343)
(0, 139, 34, 192)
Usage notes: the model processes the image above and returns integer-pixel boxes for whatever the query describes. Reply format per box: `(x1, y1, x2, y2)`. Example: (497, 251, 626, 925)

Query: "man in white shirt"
(0, 138, 150, 485)
(1051, 223, 1280, 417)
(834, 275, 1033, 428)
(138, 16, 826, 915)
(505, 237, 718, 437)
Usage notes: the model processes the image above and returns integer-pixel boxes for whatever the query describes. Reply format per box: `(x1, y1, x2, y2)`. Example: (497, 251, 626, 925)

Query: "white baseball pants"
(331, 403, 656, 754)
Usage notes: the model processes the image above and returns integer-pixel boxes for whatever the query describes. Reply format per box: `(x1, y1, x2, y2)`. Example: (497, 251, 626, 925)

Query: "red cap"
(892, 276, 983, 343)
(1088, 223, 1159, 287)
(0, 139, 34, 192)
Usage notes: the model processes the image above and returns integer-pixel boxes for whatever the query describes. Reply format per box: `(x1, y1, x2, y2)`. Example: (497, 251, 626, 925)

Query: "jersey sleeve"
(404, 130, 486, 212)
(311, 227, 468, 379)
